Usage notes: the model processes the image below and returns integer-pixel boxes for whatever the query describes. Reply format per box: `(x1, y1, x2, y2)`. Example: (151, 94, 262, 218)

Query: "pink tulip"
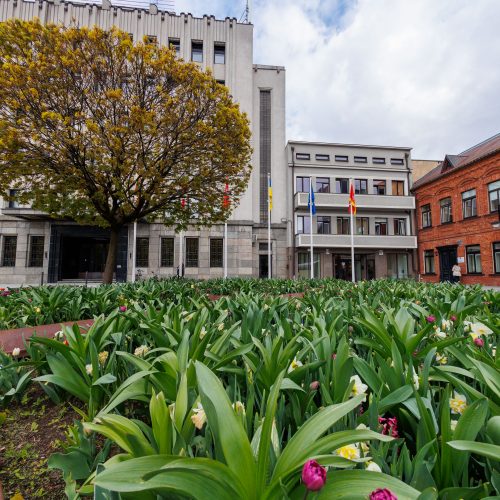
(301, 459, 327, 492)
(310, 381, 320, 391)
(426, 315, 435, 323)
(474, 337, 484, 348)
(119, 305, 127, 312)
(450, 315, 457, 322)
(370, 488, 398, 500)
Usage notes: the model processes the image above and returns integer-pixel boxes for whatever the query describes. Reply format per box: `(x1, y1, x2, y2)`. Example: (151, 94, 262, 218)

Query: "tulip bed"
(0, 278, 499, 499)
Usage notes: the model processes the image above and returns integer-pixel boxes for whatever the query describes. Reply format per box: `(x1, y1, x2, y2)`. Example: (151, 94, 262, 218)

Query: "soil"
(0, 385, 79, 499)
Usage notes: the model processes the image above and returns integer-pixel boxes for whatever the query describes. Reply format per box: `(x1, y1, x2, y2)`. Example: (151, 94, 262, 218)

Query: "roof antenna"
(240, 0, 252, 23)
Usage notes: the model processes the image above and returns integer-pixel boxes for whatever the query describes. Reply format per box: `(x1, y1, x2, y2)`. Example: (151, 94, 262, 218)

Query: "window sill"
(421, 225, 433, 230)
(461, 215, 478, 221)
(440, 221, 453, 225)
(465, 273, 484, 276)
(424, 272, 436, 276)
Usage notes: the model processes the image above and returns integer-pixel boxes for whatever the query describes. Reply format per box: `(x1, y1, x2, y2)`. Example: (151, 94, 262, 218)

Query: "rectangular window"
(160, 237, 174, 267)
(297, 215, 311, 234)
(337, 217, 350, 235)
(317, 216, 331, 234)
(392, 180, 404, 196)
(146, 35, 157, 45)
(296, 176, 310, 193)
(210, 238, 223, 267)
(7, 189, 19, 209)
(387, 253, 408, 279)
(316, 177, 330, 193)
(356, 217, 369, 235)
(191, 41, 203, 62)
(421, 204, 432, 228)
(373, 179, 386, 195)
(335, 155, 348, 162)
(168, 38, 180, 55)
(297, 252, 320, 279)
(466, 245, 482, 274)
(375, 218, 388, 235)
(390, 158, 404, 165)
(136, 237, 149, 267)
(440, 197, 452, 223)
(216, 79, 225, 86)
(424, 250, 435, 274)
(355, 179, 368, 195)
(462, 189, 477, 218)
(295, 153, 310, 160)
(493, 242, 500, 274)
(185, 238, 199, 267)
(2, 236, 17, 267)
(214, 43, 225, 64)
(335, 178, 349, 194)
(488, 180, 500, 213)
(315, 154, 330, 161)
(260, 90, 271, 223)
(259, 242, 272, 251)
(28, 235, 44, 267)
(354, 156, 367, 163)
(373, 157, 386, 164)
(393, 218, 406, 235)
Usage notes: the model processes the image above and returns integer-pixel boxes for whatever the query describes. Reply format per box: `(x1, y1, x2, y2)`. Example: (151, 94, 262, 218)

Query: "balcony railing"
(295, 192, 415, 210)
(295, 233, 417, 249)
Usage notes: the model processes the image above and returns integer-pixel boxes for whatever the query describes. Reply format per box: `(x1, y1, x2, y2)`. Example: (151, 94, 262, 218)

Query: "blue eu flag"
(308, 185, 316, 215)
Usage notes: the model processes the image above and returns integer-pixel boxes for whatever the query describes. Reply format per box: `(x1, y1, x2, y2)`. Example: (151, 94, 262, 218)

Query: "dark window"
(160, 237, 174, 267)
(146, 35, 157, 45)
(356, 217, 369, 235)
(462, 189, 477, 218)
(216, 79, 225, 86)
(373, 157, 386, 164)
(355, 179, 368, 195)
(259, 242, 272, 251)
(127, 33, 134, 42)
(260, 90, 271, 223)
(466, 245, 482, 274)
(392, 180, 404, 196)
(296, 176, 310, 193)
(354, 156, 367, 163)
(136, 237, 149, 267)
(214, 43, 225, 64)
(168, 38, 180, 55)
(375, 218, 388, 235)
(493, 242, 500, 273)
(297, 215, 311, 234)
(296, 153, 310, 160)
(424, 250, 435, 274)
(488, 180, 500, 213)
(316, 177, 330, 193)
(394, 218, 406, 235)
(317, 216, 331, 234)
(335, 155, 348, 162)
(28, 235, 44, 267)
(210, 238, 223, 267)
(7, 189, 19, 209)
(373, 179, 386, 195)
(315, 154, 330, 161)
(421, 204, 431, 228)
(2, 236, 17, 267)
(390, 158, 404, 165)
(440, 197, 452, 223)
(337, 217, 350, 235)
(335, 178, 349, 194)
(191, 41, 203, 62)
(185, 238, 199, 267)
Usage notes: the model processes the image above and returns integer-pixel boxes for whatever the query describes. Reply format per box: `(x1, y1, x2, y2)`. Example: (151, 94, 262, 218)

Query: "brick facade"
(414, 150, 500, 286)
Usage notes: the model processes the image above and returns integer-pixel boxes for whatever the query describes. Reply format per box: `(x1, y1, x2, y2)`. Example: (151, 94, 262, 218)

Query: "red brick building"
(412, 134, 500, 286)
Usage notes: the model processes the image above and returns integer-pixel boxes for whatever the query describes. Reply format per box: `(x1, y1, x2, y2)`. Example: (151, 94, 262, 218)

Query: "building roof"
(412, 132, 500, 190)
(287, 140, 412, 151)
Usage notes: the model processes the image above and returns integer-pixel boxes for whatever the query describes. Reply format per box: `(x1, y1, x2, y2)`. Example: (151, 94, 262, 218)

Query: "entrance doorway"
(438, 246, 457, 282)
(60, 236, 109, 280)
(259, 254, 271, 278)
(334, 255, 365, 281)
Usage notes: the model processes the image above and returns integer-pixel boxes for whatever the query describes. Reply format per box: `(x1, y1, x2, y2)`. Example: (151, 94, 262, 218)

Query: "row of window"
(296, 176, 405, 196)
(421, 180, 500, 227)
(0, 235, 44, 267)
(424, 242, 500, 275)
(295, 153, 405, 166)
(296, 216, 408, 236)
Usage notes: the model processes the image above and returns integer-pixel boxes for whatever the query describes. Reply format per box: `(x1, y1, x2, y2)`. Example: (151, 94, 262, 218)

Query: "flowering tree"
(0, 20, 252, 283)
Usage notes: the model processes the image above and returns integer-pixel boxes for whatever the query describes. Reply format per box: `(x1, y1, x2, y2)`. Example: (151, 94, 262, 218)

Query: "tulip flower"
(474, 337, 484, 347)
(85, 364, 93, 375)
(12, 347, 21, 357)
(301, 459, 327, 492)
(426, 315, 435, 323)
(134, 345, 150, 357)
(370, 488, 398, 500)
(350, 375, 368, 398)
(191, 403, 207, 430)
(450, 315, 457, 322)
(450, 391, 467, 414)
(119, 305, 127, 312)
(310, 381, 320, 391)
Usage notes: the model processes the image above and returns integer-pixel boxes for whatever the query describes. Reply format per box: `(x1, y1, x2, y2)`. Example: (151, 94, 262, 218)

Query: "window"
(316, 177, 330, 193)
(2, 236, 17, 267)
(355, 179, 368, 195)
(28, 235, 44, 267)
(375, 218, 388, 235)
(136, 237, 149, 267)
(210, 238, 223, 267)
(216, 79, 225, 86)
(191, 41, 203, 62)
(335, 155, 348, 162)
(337, 217, 350, 235)
(317, 216, 331, 234)
(259, 90, 271, 223)
(390, 158, 404, 165)
(440, 197, 452, 223)
(146, 35, 157, 45)
(356, 217, 369, 235)
(392, 180, 404, 196)
(297, 215, 311, 234)
(394, 218, 406, 235)
(373, 157, 386, 164)
(7, 189, 19, 209)
(298, 252, 320, 279)
(373, 179, 386, 195)
(259, 242, 272, 251)
(214, 43, 225, 64)
(354, 156, 367, 163)
(421, 204, 431, 228)
(493, 242, 500, 273)
(387, 253, 408, 278)
(424, 250, 435, 274)
(160, 237, 174, 267)
(462, 189, 477, 218)
(488, 180, 500, 213)
(185, 238, 199, 267)
(466, 245, 482, 274)
(295, 153, 310, 160)
(296, 176, 310, 193)
(168, 38, 180, 55)
(315, 154, 330, 161)
(335, 178, 349, 194)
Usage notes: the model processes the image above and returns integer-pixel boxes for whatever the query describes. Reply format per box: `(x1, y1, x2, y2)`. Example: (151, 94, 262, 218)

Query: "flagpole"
(267, 172, 271, 279)
(131, 221, 137, 282)
(309, 179, 314, 279)
(224, 222, 228, 278)
(179, 230, 183, 278)
(350, 179, 355, 283)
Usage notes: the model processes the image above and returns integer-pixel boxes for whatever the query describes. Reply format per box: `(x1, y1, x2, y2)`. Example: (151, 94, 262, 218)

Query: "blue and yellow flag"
(308, 185, 316, 215)
(268, 177, 273, 211)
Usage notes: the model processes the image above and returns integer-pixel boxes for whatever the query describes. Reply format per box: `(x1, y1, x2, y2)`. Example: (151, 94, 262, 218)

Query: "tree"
(0, 19, 252, 283)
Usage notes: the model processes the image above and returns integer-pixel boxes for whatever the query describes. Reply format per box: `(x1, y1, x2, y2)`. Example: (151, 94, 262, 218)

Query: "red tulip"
(119, 305, 127, 312)
(474, 337, 484, 347)
(301, 459, 327, 492)
(370, 488, 398, 500)
(426, 315, 436, 323)
(450, 315, 457, 322)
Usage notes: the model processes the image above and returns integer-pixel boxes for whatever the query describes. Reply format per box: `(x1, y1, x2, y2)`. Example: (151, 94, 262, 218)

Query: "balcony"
(295, 233, 417, 249)
(294, 192, 415, 211)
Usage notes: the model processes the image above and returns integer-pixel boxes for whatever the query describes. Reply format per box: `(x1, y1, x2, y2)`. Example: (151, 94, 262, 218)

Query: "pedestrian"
(452, 262, 461, 283)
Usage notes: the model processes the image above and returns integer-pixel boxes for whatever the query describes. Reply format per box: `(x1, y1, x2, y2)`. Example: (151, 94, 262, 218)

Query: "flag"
(268, 177, 273, 211)
(223, 183, 230, 208)
(308, 185, 316, 215)
(348, 183, 356, 215)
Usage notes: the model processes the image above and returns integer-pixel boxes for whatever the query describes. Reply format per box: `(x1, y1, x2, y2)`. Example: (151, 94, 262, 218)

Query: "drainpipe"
(291, 146, 296, 278)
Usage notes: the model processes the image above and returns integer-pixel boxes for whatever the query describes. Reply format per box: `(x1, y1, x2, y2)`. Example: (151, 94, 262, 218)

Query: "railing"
(295, 233, 417, 249)
(294, 192, 415, 210)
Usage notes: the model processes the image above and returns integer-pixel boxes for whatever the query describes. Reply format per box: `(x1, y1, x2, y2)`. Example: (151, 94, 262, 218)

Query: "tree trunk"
(102, 227, 120, 284)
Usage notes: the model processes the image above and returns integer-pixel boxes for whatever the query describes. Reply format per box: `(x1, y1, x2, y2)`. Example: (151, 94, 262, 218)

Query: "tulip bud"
(474, 337, 484, 348)
(370, 488, 398, 500)
(301, 459, 327, 492)
(310, 381, 320, 391)
(119, 305, 127, 312)
(450, 315, 457, 322)
(426, 315, 436, 323)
